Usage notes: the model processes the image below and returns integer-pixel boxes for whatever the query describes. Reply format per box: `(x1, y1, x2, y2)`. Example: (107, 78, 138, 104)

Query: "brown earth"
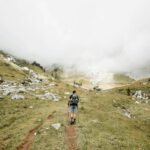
(65, 114, 78, 150)
(17, 111, 56, 150)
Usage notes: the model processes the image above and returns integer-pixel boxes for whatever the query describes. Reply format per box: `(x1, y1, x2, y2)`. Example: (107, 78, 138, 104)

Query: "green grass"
(76, 91, 150, 150)
(0, 59, 27, 81)
(113, 73, 134, 84)
(0, 51, 46, 82)
(0, 72, 150, 149)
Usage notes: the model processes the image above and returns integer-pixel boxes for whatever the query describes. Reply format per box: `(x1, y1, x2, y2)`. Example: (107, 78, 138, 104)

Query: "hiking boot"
(70, 117, 74, 125)
(74, 118, 76, 124)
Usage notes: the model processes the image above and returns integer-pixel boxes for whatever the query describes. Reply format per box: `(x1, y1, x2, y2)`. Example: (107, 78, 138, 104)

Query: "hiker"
(68, 90, 79, 124)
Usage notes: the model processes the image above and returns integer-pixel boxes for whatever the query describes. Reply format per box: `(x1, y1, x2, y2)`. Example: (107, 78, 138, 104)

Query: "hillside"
(113, 73, 135, 84)
(0, 51, 150, 150)
(0, 50, 46, 82)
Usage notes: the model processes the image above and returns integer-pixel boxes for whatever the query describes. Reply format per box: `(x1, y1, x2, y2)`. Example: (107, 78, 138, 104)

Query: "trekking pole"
(68, 102, 71, 125)
(67, 105, 69, 125)
(77, 106, 79, 123)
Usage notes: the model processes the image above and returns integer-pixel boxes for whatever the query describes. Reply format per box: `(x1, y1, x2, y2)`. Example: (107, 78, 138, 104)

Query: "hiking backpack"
(70, 94, 78, 106)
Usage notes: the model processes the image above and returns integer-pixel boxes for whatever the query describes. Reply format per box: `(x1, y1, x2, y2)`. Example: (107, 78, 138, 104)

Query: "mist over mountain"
(0, 0, 150, 78)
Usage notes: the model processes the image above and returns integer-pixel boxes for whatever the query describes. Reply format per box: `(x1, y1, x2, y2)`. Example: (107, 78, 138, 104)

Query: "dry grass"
(0, 57, 150, 150)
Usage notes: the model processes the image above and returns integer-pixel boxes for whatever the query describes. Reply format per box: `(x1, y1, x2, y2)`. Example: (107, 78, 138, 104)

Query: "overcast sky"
(0, 0, 150, 74)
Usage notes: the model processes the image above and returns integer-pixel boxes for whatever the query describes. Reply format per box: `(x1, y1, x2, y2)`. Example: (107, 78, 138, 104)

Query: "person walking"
(68, 90, 79, 124)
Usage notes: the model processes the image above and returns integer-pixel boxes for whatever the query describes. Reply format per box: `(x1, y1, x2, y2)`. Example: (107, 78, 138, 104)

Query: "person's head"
(73, 90, 76, 94)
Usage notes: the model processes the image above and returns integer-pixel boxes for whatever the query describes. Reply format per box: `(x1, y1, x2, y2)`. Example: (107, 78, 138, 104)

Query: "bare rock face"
(132, 90, 149, 104)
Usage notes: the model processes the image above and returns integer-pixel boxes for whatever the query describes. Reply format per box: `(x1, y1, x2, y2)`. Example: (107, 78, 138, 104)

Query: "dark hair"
(73, 90, 76, 94)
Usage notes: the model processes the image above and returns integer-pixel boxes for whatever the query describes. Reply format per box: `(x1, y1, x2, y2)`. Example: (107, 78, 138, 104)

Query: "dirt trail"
(17, 111, 56, 150)
(65, 115, 78, 150)
(0, 137, 6, 150)
(65, 125, 77, 150)
(17, 111, 77, 150)
(17, 124, 41, 150)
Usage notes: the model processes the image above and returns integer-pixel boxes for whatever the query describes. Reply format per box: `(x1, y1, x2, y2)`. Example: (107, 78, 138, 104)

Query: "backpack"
(70, 94, 78, 106)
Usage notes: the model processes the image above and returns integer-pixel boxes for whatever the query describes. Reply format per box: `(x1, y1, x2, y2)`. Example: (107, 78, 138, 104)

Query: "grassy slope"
(113, 73, 135, 84)
(0, 57, 26, 81)
(0, 52, 45, 82)
(0, 80, 150, 150)
(77, 91, 150, 150)
(0, 52, 150, 149)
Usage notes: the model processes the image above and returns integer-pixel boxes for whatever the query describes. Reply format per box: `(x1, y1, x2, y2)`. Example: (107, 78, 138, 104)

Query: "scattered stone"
(7, 56, 16, 62)
(11, 94, 25, 100)
(74, 81, 82, 87)
(3, 90, 11, 96)
(121, 107, 131, 118)
(21, 67, 30, 72)
(64, 92, 70, 95)
(132, 90, 149, 104)
(21, 79, 32, 86)
(29, 106, 33, 109)
(18, 87, 26, 93)
(37, 92, 60, 101)
(91, 119, 99, 123)
(0, 82, 27, 96)
(29, 70, 38, 79)
(37, 119, 42, 122)
(51, 123, 61, 130)
(135, 101, 140, 104)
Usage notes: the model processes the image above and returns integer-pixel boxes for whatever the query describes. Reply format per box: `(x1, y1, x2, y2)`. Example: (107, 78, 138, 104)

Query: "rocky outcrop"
(132, 90, 149, 104)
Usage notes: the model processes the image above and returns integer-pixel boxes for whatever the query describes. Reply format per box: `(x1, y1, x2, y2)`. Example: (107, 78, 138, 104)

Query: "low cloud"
(0, 0, 150, 76)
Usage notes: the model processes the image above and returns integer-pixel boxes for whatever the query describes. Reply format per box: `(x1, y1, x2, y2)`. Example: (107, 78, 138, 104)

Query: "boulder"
(132, 90, 149, 103)
(51, 123, 61, 130)
(11, 94, 25, 100)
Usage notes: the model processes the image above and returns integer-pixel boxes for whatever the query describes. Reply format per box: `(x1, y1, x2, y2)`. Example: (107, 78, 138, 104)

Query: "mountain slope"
(0, 50, 46, 82)
(0, 50, 150, 150)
